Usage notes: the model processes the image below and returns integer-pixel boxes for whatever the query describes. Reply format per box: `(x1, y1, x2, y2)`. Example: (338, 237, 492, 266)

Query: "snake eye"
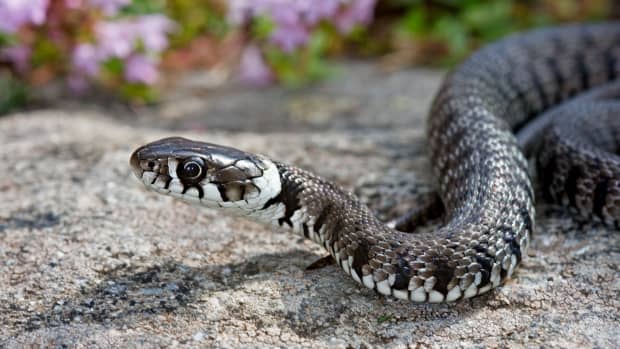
(178, 157, 205, 182)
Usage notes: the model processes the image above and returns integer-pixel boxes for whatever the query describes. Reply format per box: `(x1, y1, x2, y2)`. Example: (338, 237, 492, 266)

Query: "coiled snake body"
(131, 23, 620, 303)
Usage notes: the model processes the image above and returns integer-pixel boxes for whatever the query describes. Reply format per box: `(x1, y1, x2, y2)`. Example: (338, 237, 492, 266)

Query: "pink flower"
(133, 15, 175, 53)
(95, 16, 174, 59)
(72, 44, 100, 76)
(228, 0, 377, 53)
(64, 0, 84, 9)
(267, 3, 299, 27)
(227, 0, 249, 24)
(0, 0, 49, 33)
(69, 44, 101, 91)
(71, 15, 174, 86)
(270, 24, 309, 52)
(334, 0, 376, 33)
(96, 20, 135, 58)
(124, 55, 159, 84)
(301, 0, 341, 25)
(238, 45, 273, 85)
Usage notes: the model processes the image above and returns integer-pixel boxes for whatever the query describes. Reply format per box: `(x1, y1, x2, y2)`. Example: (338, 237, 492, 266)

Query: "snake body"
(131, 23, 620, 303)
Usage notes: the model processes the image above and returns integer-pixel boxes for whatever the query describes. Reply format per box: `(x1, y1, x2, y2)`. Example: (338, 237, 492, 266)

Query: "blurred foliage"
(0, 0, 615, 113)
(0, 73, 27, 114)
(263, 28, 335, 86)
(226, 0, 379, 86)
(220, 0, 614, 86)
(381, 0, 612, 65)
(164, 0, 228, 46)
(0, 0, 226, 108)
(122, 0, 166, 14)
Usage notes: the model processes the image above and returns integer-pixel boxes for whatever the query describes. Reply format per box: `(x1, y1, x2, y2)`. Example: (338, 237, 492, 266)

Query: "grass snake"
(130, 22, 620, 303)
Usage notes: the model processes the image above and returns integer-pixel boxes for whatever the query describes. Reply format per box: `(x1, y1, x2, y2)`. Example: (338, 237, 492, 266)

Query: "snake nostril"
(147, 160, 156, 168)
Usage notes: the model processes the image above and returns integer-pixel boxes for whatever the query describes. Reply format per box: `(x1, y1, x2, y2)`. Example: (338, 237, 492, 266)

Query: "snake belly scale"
(131, 23, 620, 303)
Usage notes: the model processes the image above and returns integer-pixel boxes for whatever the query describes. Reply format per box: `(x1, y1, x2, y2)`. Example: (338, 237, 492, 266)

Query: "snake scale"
(131, 22, 620, 303)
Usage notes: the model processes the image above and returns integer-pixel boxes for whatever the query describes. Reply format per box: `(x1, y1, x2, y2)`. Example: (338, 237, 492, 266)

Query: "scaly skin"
(131, 23, 620, 303)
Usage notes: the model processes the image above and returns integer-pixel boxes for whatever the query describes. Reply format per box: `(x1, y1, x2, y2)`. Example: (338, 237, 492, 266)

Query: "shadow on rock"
(24, 250, 317, 332)
(0, 209, 61, 233)
(19, 247, 507, 340)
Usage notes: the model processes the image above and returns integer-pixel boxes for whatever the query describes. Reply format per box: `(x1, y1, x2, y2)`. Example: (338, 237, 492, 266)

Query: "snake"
(130, 22, 620, 303)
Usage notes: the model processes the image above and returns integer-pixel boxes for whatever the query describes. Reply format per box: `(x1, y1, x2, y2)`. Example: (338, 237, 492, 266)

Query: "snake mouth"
(131, 156, 174, 194)
(130, 146, 169, 177)
(130, 144, 180, 195)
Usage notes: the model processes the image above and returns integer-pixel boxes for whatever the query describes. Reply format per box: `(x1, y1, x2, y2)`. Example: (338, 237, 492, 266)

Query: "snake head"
(130, 137, 282, 213)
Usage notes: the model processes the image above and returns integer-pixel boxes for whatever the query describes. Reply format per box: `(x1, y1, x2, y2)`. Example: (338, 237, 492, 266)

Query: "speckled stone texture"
(1, 64, 619, 348)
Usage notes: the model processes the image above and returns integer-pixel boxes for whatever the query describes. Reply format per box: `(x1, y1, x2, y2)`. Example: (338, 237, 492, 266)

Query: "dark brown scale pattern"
(537, 82, 620, 225)
(268, 23, 620, 302)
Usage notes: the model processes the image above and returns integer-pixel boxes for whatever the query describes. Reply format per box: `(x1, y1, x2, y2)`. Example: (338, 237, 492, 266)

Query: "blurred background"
(0, 0, 615, 115)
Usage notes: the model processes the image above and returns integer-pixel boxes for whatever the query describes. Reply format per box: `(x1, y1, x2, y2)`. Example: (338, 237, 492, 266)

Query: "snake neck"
(263, 162, 382, 253)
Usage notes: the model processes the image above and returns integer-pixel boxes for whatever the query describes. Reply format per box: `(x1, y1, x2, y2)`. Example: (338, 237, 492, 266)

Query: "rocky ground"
(1, 63, 618, 348)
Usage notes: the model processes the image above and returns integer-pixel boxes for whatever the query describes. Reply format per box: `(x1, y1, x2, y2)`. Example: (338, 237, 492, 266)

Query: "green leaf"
(0, 73, 27, 115)
(165, 0, 229, 46)
(101, 57, 125, 76)
(398, 7, 426, 35)
(461, 0, 514, 40)
(0, 33, 16, 47)
(308, 28, 328, 56)
(120, 82, 158, 103)
(262, 27, 335, 87)
(252, 16, 275, 40)
(121, 0, 165, 15)
(432, 15, 469, 61)
(31, 38, 62, 66)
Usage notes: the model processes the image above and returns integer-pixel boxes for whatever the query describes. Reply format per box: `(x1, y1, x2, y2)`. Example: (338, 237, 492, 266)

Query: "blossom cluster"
(0, 0, 49, 33)
(71, 15, 174, 89)
(0, 0, 380, 97)
(229, 0, 377, 51)
(229, 0, 377, 84)
(0, 0, 174, 93)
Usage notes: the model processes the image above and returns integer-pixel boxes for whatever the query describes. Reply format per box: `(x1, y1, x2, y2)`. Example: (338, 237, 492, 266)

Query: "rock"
(1, 64, 618, 348)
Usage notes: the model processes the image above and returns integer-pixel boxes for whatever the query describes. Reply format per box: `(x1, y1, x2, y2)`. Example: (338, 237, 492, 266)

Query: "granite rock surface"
(1, 64, 618, 348)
